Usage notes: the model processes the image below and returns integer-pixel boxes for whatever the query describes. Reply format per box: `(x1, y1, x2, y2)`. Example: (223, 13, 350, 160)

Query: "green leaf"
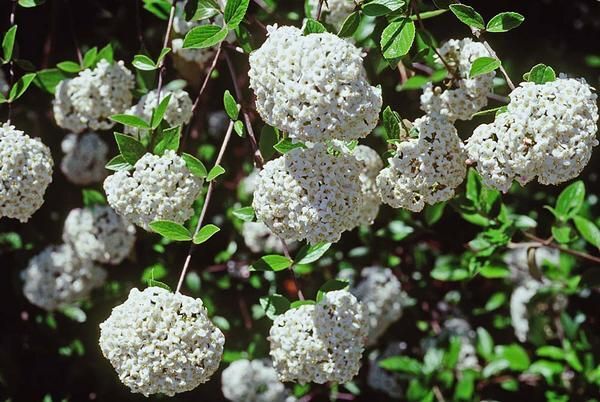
(476, 327, 494, 360)
(156, 47, 171, 65)
(82, 47, 98, 68)
(486, 12, 525, 33)
(132, 54, 157, 71)
(82, 189, 106, 207)
(304, 19, 326, 35)
(251, 255, 293, 271)
(379, 356, 423, 375)
(33, 68, 69, 95)
(316, 279, 349, 302)
(410, 9, 448, 21)
(232, 206, 255, 222)
(151, 94, 172, 128)
(382, 106, 402, 139)
(110, 114, 151, 129)
(143, 0, 171, 20)
(424, 202, 446, 226)
(380, 18, 415, 61)
(105, 154, 133, 171)
(148, 280, 172, 292)
(555, 180, 585, 220)
(233, 120, 244, 137)
(223, 90, 239, 120)
(362, 0, 404, 17)
(56, 61, 82, 73)
(469, 56, 501, 78)
(183, 25, 229, 49)
(430, 263, 469, 281)
(8, 73, 36, 101)
(449, 4, 485, 30)
(182, 153, 208, 178)
(290, 300, 316, 309)
(573, 216, 600, 248)
(114, 133, 147, 165)
(259, 294, 290, 319)
(2, 26, 17, 64)
(207, 164, 225, 181)
(552, 224, 573, 244)
(523, 63, 556, 84)
(259, 125, 278, 160)
(97, 43, 114, 63)
(224, 0, 249, 28)
(295, 242, 331, 264)
(149, 220, 192, 241)
(18, 0, 46, 7)
(498, 344, 530, 371)
(153, 125, 181, 155)
(193, 224, 221, 244)
(274, 138, 306, 154)
(186, 0, 221, 21)
(338, 11, 361, 37)
(454, 370, 475, 400)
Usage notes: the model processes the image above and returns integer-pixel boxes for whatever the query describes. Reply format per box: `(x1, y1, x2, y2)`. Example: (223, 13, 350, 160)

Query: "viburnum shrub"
(1, 0, 599, 401)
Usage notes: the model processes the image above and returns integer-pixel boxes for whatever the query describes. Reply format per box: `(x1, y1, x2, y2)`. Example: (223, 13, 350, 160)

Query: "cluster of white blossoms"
(249, 25, 382, 142)
(53, 60, 134, 133)
(253, 143, 363, 244)
(22, 244, 106, 311)
(351, 267, 404, 345)
(0, 124, 53, 222)
(242, 221, 296, 254)
(60, 132, 108, 185)
(125, 89, 193, 137)
(352, 145, 383, 225)
(99, 287, 224, 396)
(420, 38, 495, 121)
(376, 113, 466, 211)
(269, 289, 366, 384)
(308, 0, 355, 31)
(62, 205, 136, 265)
(367, 342, 405, 398)
(104, 150, 203, 231)
(466, 76, 599, 192)
(221, 359, 296, 402)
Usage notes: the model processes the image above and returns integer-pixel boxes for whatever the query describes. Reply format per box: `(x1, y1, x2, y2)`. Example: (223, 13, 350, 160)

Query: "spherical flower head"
(99, 287, 225, 396)
(252, 143, 364, 244)
(242, 221, 297, 254)
(269, 289, 366, 384)
(249, 25, 382, 142)
(221, 359, 295, 402)
(376, 113, 467, 211)
(53, 59, 134, 132)
(420, 38, 495, 121)
(60, 132, 109, 185)
(367, 342, 405, 398)
(352, 145, 383, 225)
(63, 205, 136, 265)
(103, 150, 203, 231)
(22, 244, 106, 311)
(307, 0, 355, 31)
(0, 123, 54, 222)
(351, 266, 403, 345)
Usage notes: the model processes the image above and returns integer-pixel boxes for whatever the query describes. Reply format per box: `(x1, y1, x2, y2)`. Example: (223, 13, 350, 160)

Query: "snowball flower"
(0, 123, 53, 222)
(249, 25, 382, 142)
(22, 244, 106, 311)
(104, 150, 203, 231)
(242, 221, 297, 254)
(221, 359, 295, 402)
(376, 113, 466, 211)
(53, 59, 134, 133)
(420, 38, 495, 121)
(253, 143, 363, 244)
(351, 266, 404, 345)
(308, 0, 355, 30)
(466, 75, 599, 192)
(353, 145, 383, 225)
(99, 287, 224, 396)
(60, 132, 109, 185)
(63, 205, 136, 265)
(269, 289, 366, 384)
(367, 342, 405, 398)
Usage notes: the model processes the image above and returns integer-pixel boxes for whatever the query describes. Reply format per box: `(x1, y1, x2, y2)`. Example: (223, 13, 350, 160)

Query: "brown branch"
(522, 232, 600, 264)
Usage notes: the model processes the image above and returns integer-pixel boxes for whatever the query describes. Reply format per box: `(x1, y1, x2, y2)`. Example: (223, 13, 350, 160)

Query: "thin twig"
(155, 2, 177, 107)
(432, 385, 446, 402)
(6, 0, 17, 124)
(175, 120, 235, 294)
(316, 0, 326, 21)
(522, 232, 600, 264)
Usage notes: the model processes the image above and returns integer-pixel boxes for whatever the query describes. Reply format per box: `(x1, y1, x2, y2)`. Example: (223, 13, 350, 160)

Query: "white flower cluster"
(269, 289, 366, 384)
(367, 342, 405, 398)
(249, 25, 382, 142)
(125, 89, 193, 137)
(308, 0, 355, 30)
(351, 266, 404, 345)
(221, 359, 296, 402)
(63, 205, 136, 265)
(0, 123, 53, 222)
(104, 150, 203, 231)
(99, 287, 225, 396)
(420, 38, 494, 121)
(53, 60, 134, 133)
(353, 145, 383, 225)
(22, 244, 106, 311)
(60, 132, 108, 185)
(466, 76, 599, 192)
(376, 113, 466, 211)
(509, 280, 540, 343)
(242, 221, 296, 254)
(253, 143, 363, 244)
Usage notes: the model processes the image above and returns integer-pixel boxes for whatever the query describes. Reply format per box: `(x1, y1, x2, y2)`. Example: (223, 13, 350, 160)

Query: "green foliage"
(251, 255, 293, 271)
(273, 138, 306, 154)
(224, 0, 250, 29)
(486, 12, 525, 32)
(469, 56, 501, 78)
(183, 25, 229, 49)
(449, 4, 485, 30)
(523, 63, 557, 84)
(113, 133, 146, 165)
(149, 220, 193, 241)
(223, 90, 239, 120)
(207, 164, 226, 181)
(193, 224, 221, 244)
(182, 153, 208, 178)
(380, 18, 415, 61)
(1, 25, 17, 64)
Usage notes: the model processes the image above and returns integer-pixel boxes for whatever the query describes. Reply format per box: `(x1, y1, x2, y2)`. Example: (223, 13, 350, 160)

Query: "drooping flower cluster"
(351, 266, 404, 345)
(242, 221, 297, 254)
(249, 25, 382, 142)
(269, 289, 366, 384)
(221, 359, 296, 402)
(376, 113, 467, 211)
(99, 287, 224, 396)
(367, 342, 405, 398)
(253, 143, 363, 244)
(53, 60, 134, 133)
(125, 89, 193, 137)
(63, 205, 136, 265)
(352, 145, 383, 225)
(22, 244, 106, 311)
(308, 0, 355, 30)
(60, 132, 109, 185)
(466, 76, 598, 192)
(0, 123, 54, 222)
(104, 150, 203, 231)
(420, 38, 495, 121)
